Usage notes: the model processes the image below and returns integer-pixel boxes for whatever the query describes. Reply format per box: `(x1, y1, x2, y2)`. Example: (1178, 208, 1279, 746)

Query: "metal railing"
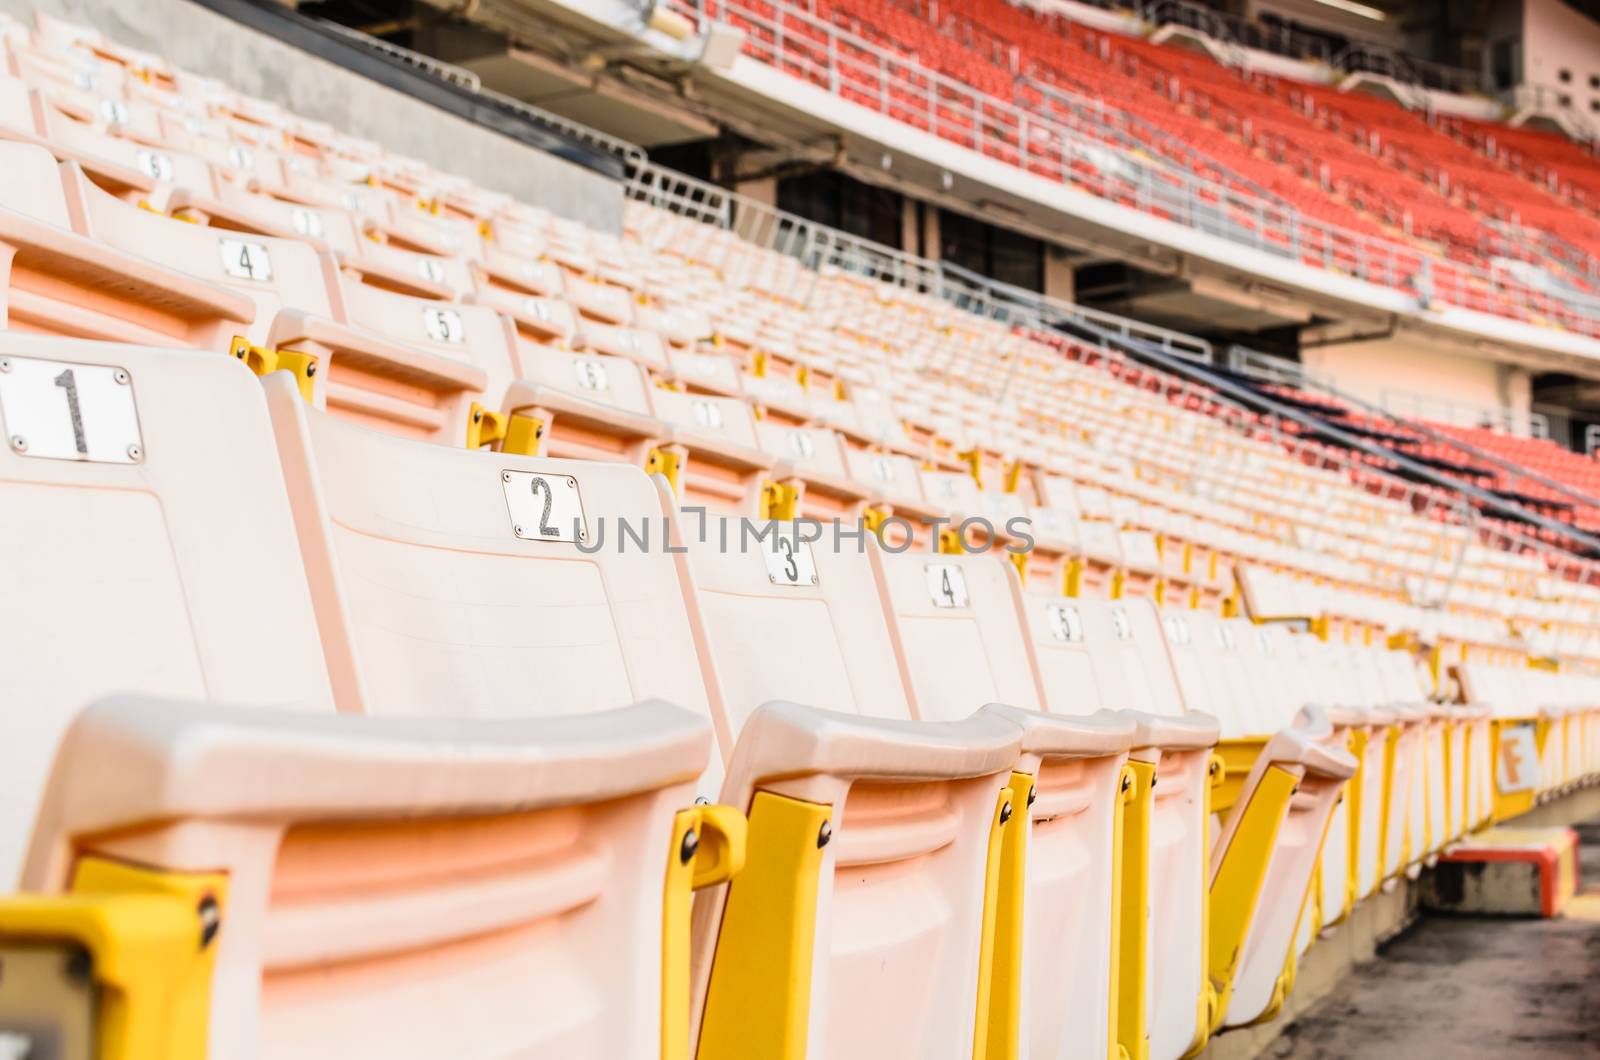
(662, 0, 1600, 339)
(309, 16, 647, 167)
(1017, 77, 1290, 207)
(1333, 42, 1487, 99)
(1137, 1, 1333, 65)
(1378, 389, 1550, 439)
(1218, 348, 1600, 529)
(310, 17, 483, 90)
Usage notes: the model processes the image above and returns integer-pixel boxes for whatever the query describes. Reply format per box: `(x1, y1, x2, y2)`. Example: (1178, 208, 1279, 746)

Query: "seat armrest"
(1260, 705, 1359, 779)
(267, 309, 487, 392)
(30, 696, 711, 844)
(980, 704, 1137, 758)
(1120, 709, 1221, 751)
(726, 701, 1021, 790)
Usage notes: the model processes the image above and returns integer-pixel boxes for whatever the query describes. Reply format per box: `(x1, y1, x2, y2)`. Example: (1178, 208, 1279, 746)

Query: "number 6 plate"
(502, 470, 586, 543)
(0, 356, 143, 463)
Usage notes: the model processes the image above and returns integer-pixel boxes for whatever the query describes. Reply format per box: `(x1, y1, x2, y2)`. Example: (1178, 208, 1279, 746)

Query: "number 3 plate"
(0, 356, 142, 463)
(502, 470, 586, 543)
(763, 533, 817, 586)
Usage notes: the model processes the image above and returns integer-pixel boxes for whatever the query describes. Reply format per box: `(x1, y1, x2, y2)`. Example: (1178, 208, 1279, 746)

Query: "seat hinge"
(647, 446, 684, 494)
(760, 479, 802, 521)
(230, 336, 315, 402)
(467, 402, 544, 456)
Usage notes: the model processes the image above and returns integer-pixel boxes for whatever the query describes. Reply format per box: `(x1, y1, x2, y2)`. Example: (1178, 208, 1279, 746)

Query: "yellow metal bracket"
(1116, 759, 1154, 1060)
(0, 856, 228, 1060)
(958, 447, 984, 490)
(647, 447, 685, 495)
(1207, 764, 1299, 1028)
(663, 804, 746, 1060)
(697, 792, 832, 1060)
(759, 479, 802, 521)
(465, 402, 544, 455)
(981, 773, 1031, 1060)
(230, 336, 315, 402)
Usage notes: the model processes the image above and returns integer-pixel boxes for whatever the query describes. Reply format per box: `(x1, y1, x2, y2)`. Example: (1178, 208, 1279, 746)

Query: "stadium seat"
(0, 143, 254, 347)
(672, 513, 1027, 1057)
(863, 547, 1151, 1060)
(14, 696, 729, 1058)
(0, 337, 332, 885)
(1153, 607, 1356, 1030)
(1058, 596, 1220, 1059)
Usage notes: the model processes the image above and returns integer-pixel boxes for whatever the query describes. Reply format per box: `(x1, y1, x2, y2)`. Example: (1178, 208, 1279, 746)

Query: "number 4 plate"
(502, 470, 586, 543)
(0, 356, 143, 463)
(926, 563, 969, 608)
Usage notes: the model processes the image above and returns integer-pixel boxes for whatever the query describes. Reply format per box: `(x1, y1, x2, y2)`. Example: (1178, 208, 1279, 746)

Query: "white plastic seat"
(271, 277, 516, 443)
(672, 516, 1024, 1057)
(20, 696, 716, 1059)
(1032, 594, 1220, 1060)
(0, 144, 254, 347)
(0, 336, 332, 884)
(489, 345, 667, 466)
(646, 389, 775, 516)
(867, 550, 1147, 1060)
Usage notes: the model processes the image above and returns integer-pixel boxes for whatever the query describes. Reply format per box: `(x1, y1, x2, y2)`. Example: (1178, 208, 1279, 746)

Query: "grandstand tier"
(0, 5, 1599, 1060)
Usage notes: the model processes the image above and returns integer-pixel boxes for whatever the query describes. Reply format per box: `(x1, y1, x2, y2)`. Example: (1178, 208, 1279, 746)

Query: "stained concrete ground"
(1265, 817, 1600, 1059)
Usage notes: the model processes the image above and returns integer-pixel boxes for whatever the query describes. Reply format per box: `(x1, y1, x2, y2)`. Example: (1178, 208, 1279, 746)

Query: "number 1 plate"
(502, 471, 586, 543)
(0, 356, 143, 463)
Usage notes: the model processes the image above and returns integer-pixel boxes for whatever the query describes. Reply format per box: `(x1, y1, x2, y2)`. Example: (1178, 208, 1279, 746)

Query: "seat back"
(1017, 592, 1110, 715)
(1073, 596, 1188, 718)
(0, 337, 332, 884)
(868, 550, 1043, 719)
(264, 373, 713, 731)
(330, 278, 517, 443)
(70, 163, 329, 337)
(675, 514, 913, 751)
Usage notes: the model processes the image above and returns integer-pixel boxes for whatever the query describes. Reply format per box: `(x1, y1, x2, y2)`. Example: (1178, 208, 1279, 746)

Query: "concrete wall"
(1521, 0, 1600, 115)
(2, 0, 624, 230)
(1302, 336, 1531, 425)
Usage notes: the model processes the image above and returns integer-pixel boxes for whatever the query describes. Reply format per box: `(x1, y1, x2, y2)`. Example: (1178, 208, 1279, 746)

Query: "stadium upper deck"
(0, 5, 1597, 1060)
(641, 0, 1600, 344)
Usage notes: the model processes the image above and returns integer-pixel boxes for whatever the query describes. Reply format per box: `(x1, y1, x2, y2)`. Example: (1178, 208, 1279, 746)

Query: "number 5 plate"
(0, 355, 143, 463)
(502, 470, 586, 543)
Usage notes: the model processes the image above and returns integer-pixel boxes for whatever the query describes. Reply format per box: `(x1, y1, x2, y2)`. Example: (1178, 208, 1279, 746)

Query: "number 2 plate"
(0, 356, 143, 463)
(502, 470, 586, 543)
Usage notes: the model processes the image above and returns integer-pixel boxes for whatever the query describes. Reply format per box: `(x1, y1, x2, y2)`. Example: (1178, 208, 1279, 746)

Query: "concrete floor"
(1267, 818, 1600, 1059)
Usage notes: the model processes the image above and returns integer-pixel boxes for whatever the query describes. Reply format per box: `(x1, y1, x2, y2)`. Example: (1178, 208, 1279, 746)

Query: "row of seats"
(24, 331, 1600, 1056)
(681, 0, 1600, 336)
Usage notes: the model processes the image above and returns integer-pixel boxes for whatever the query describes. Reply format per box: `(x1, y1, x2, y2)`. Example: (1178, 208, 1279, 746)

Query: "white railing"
(1378, 389, 1550, 439)
(663, 0, 1600, 339)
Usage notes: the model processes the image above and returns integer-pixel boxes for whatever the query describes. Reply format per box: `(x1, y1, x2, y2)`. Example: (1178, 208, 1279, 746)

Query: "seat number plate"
(423, 307, 464, 344)
(926, 563, 969, 608)
(0, 356, 143, 463)
(764, 533, 817, 586)
(1046, 603, 1084, 642)
(502, 471, 585, 543)
(219, 239, 272, 281)
(1496, 723, 1540, 794)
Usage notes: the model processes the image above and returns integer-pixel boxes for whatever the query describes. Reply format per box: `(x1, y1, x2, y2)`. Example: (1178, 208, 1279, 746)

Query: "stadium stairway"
(0, 7, 1598, 1060)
